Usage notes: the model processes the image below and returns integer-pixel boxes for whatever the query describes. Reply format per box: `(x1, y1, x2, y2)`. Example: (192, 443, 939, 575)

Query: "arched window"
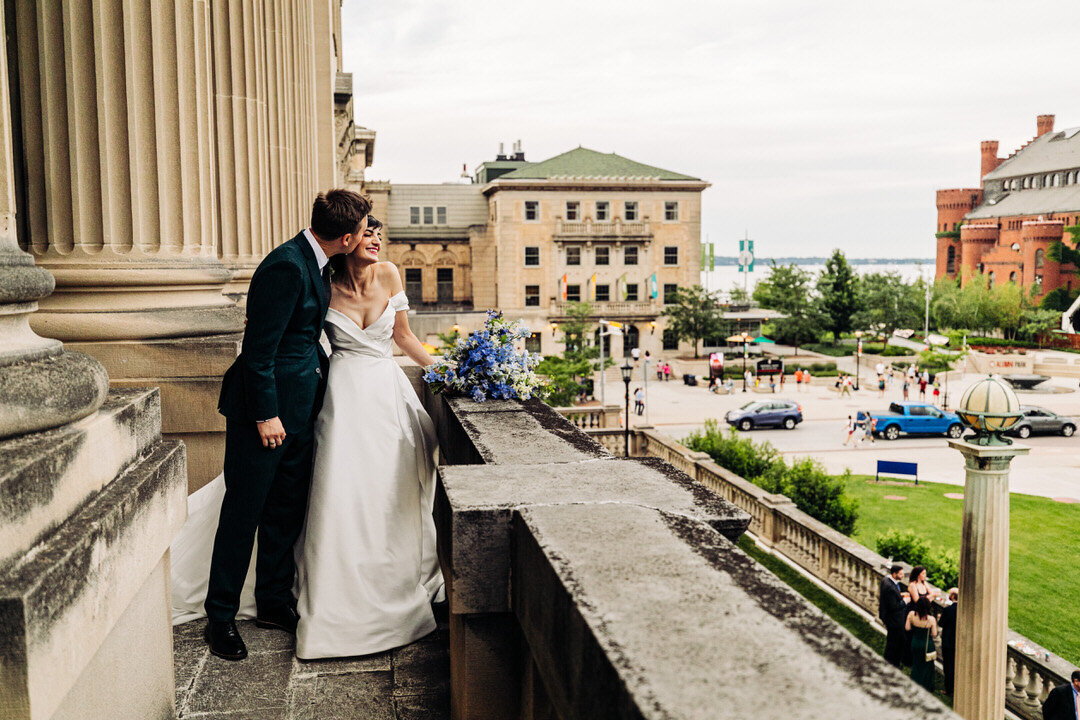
(1035, 248, 1045, 268)
(1009, 271, 1018, 283)
(1054, 174, 1062, 187)
(946, 245, 956, 274)
(987, 271, 995, 287)
(623, 325, 640, 357)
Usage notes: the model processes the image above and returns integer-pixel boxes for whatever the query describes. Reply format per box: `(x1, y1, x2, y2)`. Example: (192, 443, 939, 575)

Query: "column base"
(0, 348, 108, 438)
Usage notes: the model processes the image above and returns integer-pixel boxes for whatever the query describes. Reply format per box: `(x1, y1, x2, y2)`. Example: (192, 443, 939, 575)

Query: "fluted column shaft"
(949, 440, 1029, 720)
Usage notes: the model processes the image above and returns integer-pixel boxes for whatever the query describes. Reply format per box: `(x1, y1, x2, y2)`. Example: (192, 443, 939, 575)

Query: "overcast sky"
(340, 1, 1080, 259)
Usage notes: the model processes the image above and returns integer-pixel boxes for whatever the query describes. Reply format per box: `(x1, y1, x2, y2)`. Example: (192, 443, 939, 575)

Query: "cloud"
(341, 0, 1080, 258)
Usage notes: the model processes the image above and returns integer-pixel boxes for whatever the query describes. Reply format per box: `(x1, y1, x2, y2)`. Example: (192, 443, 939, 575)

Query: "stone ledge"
(512, 503, 958, 720)
(0, 389, 161, 568)
(0, 438, 187, 720)
(437, 457, 752, 615)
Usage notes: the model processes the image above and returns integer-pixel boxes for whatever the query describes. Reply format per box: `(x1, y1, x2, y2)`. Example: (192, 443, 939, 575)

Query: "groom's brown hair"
(311, 190, 371, 240)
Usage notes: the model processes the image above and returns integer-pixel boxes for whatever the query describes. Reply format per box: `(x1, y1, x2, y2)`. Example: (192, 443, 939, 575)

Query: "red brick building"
(936, 114, 1080, 298)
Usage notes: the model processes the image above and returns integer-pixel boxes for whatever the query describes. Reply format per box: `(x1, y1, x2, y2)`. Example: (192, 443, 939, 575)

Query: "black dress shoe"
(205, 620, 248, 661)
(255, 604, 300, 634)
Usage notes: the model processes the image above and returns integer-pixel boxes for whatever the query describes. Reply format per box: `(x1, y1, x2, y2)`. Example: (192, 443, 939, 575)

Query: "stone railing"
(618, 426, 1075, 720)
(553, 218, 652, 240)
(418, 371, 961, 720)
(553, 300, 658, 317)
(552, 404, 622, 429)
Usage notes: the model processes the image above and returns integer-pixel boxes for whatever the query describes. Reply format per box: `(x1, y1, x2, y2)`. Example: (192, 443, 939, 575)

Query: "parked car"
(861, 402, 963, 441)
(726, 400, 803, 431)
(1006, 405, 1077, 438)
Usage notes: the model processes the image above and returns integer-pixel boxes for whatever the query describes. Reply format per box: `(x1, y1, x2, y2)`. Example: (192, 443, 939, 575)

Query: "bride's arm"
(386, 263, 435, 367)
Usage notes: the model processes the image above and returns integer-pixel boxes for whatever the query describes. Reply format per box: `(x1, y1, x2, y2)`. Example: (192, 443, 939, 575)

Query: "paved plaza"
(602, 365, 1080, 502)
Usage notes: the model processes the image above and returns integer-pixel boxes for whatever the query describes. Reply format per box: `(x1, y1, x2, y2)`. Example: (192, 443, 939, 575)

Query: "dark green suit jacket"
(218, 233, 330, 433)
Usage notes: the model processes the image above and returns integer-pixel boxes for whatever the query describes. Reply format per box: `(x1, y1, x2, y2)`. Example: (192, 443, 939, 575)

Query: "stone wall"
(419, 373, 960, 719)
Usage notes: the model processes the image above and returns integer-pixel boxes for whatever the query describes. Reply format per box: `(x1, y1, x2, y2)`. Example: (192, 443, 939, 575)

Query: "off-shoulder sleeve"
(389, 290, 410, 312)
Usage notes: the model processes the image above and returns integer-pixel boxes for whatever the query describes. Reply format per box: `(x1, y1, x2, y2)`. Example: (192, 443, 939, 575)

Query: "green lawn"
(844, 475, 1080, 665)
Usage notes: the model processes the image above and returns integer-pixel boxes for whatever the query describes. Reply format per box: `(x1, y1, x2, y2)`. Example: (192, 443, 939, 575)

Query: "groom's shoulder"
(259, 236, 306, 268)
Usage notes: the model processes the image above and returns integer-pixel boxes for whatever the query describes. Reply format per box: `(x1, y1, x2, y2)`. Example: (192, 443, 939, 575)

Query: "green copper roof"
(498, 146, 700, 181)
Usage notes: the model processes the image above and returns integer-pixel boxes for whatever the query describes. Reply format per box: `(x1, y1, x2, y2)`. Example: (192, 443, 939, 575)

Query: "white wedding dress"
(170, 290, 444, 659)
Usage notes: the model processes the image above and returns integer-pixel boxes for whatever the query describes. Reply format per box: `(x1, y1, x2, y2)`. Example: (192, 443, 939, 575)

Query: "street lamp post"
(741, 332, 750, 392)
(951, 377, 1028, 720)
(854, 331, 863, 391)
(620, 361, 634, 457)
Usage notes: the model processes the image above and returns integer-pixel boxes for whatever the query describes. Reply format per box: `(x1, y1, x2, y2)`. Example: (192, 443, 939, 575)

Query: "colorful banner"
(561, 273, 568, 300)
(709, 243, 715, 272)
(737, 239, 755, 272)
(590, 272, 597, 300)
(619, 273, 628, 300)
(649, 273, 658, 299)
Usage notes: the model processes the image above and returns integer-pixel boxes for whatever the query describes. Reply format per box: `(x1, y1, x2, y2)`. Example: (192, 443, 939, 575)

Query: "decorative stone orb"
(957, 375, 1022, 435)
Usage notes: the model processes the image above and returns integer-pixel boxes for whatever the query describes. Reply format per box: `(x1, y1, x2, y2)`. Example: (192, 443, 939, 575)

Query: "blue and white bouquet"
(423, 310, 543, 402)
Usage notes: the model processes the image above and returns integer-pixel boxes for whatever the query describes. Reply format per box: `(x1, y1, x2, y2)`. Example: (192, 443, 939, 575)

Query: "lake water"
(701, 263, 932, 300)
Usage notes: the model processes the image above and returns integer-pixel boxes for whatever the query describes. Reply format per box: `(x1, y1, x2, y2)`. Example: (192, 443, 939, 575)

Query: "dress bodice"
(325, 291, 409, 359)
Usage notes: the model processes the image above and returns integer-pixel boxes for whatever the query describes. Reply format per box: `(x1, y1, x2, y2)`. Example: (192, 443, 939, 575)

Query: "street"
(605, 368, 1080, 501)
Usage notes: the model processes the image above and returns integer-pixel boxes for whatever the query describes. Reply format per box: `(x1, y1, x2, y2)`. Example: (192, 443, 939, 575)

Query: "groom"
(205, 190, 371, 660)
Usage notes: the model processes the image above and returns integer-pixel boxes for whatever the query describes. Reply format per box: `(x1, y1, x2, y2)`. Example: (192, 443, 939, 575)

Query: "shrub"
(875, 529, 959, 590)
(684, 421, 858, 535)
(786, 361, 838, 375)
(881, 345, 911, 357)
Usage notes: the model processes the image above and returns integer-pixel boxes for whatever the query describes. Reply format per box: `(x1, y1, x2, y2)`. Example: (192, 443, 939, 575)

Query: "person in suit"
(1042, 670, 1080, 720)
(879, 564, 910, 668)
(204, 190, 372, 660)
(939, 588, 958, 695)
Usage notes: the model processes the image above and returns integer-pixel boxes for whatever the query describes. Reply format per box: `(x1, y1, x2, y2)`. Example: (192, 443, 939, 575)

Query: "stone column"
(0, 3, 107, 438)
(948, 440, 1029, 720)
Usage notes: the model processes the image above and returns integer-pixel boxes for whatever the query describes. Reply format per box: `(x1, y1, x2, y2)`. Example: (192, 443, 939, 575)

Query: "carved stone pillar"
(948, 440, 1029, 720)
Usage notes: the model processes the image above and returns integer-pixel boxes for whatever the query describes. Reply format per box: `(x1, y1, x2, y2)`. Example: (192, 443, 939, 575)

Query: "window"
(662, 328, 678, 351)
(423, 206, 434, 224)
(525, 332, 541, 355)
(595, 284, 610, 302)
(525, 201, 539, 221)
(663, 246, 679, 265)
(566, 284, 581, 302)
(565, 201, 580, 221)
(1035, 274, 1044, 293)
(623, 201, 638, 221)
(436, 206, 447, 224)
(623, 246, 638, 265)
(1009, 271, 1018, 283)
(525, 285, 540, 307)
(409, 206, 420, 224)
(623, 325, 639, 356)
(946, 245, 956, 274)
(987, 271, 995, 287)
(625, 283, 639, 301)
(664, 201, 679, 221)
(663, 283, 678, 305)
(404, 268, 422, 306)
(596, 201, 609, 221)
(594, 246, 609, 265)
(1035, 248, 1045, 268)
(566, 246, 581, 265)
(524, 246, 540, 266)
(437, 268, 453, 303)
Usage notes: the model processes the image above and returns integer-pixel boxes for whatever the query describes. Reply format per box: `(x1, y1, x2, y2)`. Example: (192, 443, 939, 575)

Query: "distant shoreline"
(711, 257, 932, 266)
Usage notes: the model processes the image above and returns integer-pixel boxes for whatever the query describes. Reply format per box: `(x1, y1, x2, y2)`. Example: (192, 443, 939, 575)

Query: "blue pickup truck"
(859, 402, 964, 441)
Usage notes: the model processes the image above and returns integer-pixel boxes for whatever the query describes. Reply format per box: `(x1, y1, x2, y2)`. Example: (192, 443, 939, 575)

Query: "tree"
(661, 285, 723, 358)
(536, 301, 599, 407)
(753, 261, 822, 351)
(1018, 307, 1062, 344)
(816, 250, 858, 344)
(854, 272, 924, 347)
(559, 302, 596, 361)
(728, 284, 751, 304)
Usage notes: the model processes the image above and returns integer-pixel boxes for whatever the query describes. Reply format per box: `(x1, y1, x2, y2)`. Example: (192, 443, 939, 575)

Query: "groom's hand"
(256, 417, 287, 449)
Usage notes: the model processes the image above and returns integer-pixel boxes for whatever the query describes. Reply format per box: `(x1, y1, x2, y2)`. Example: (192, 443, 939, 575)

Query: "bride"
(171, 215, 444, 659)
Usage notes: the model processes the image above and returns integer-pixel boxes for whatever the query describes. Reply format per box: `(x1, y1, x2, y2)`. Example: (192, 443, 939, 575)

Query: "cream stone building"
(384, 146, 709, 359)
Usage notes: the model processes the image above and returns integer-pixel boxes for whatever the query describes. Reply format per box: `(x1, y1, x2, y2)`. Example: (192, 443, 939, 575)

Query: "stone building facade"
(936, 114, 1080, 298)
(384, 146, 709, 359)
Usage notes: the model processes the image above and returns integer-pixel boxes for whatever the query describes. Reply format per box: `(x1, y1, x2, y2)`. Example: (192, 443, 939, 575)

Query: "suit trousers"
(884, 627, 907, 668)
(942, 644, 955, 695)
(205, 418, 315, 622)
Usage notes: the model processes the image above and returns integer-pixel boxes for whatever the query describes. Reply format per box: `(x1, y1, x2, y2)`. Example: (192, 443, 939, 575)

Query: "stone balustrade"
(552, 404, 622, 429)
(610, 425, 1077, 720)
(420, 376, 960, 720)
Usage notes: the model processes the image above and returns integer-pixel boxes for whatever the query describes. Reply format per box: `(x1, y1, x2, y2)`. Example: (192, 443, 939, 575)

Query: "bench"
(876, 459, 918, 485)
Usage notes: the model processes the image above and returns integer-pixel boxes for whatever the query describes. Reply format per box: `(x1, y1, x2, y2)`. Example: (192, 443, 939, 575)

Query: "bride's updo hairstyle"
(330, 215, 382, 276)
(310, 189, 371, 240)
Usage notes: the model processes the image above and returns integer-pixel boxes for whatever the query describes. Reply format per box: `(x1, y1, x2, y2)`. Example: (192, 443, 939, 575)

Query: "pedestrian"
(663, 362, 672, 381)
(868, 414, 877, 443)
(631, 346, 641, 365)
(794, 368, 803, 391)
(879, 564, 910, 668)
(932, 381, 940, 405)
(843, 415, 857, 446)
(840, 375, 853, 397)
(656, 360, 664, 382)
(779, 372, 786, 391)
(939, 588, 958, 696)
(877, 374, 885, 398)
(905, 598, 938, 693)
(918, 376, 927, 400)
(723, 377, 734, 394)
(1041, 669, 1080, 720)
(633, 387, 644, 415)
(875, 361, 885, 377)
(803, 369, 812, 389)
(902, 378, 910, 400)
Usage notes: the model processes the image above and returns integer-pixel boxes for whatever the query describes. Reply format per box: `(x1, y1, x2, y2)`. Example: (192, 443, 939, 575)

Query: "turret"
(1036, 114, 1055, 138)
(980, 140, 1001, 178)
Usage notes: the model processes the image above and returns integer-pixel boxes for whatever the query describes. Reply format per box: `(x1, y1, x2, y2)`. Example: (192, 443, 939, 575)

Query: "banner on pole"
(737, 239, 755, 272)
(649, 273, 658, 299)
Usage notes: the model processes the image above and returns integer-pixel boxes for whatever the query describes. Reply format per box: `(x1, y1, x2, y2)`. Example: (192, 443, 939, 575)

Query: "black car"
(1006, 405, 1077, 438)
(725, 400, 803, 431)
